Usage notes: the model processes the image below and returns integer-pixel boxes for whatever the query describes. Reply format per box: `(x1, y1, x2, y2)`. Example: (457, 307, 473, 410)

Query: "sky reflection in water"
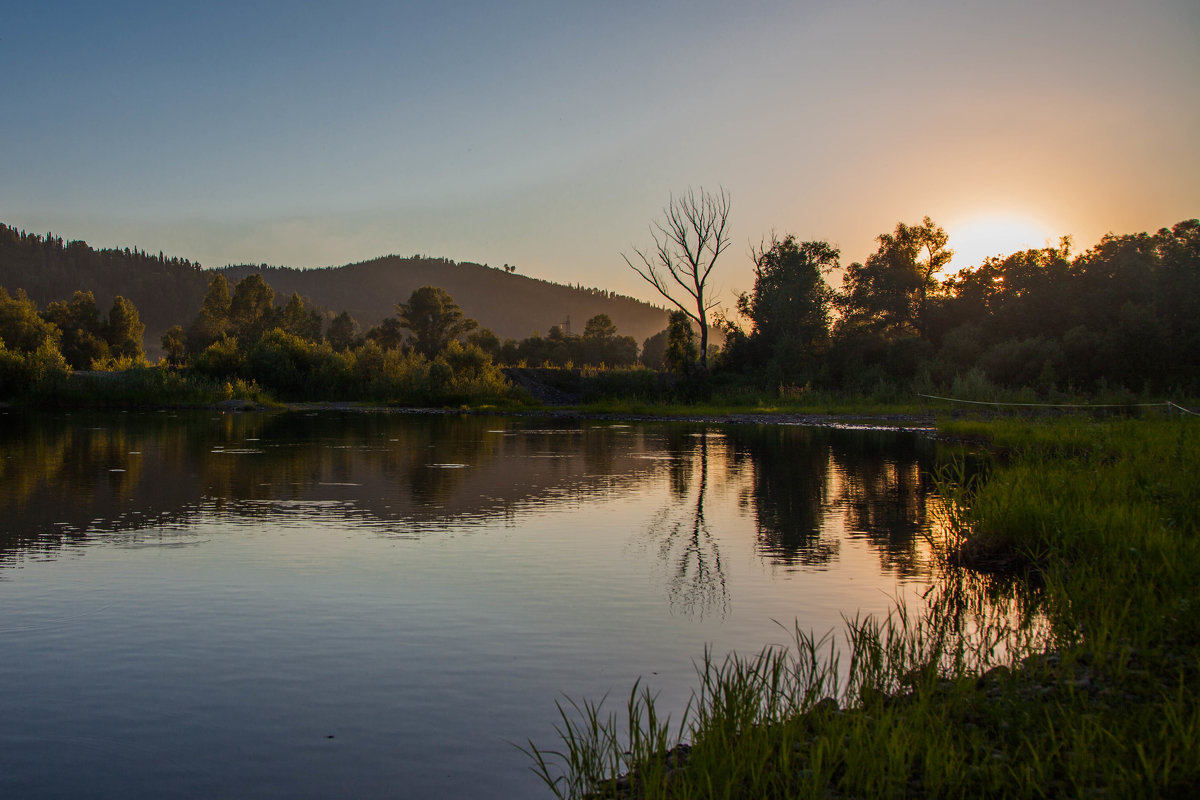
(0, 411, 945, 799)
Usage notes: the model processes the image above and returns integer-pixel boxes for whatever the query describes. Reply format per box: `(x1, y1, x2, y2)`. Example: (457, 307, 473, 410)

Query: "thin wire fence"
(915, 393, 1200, 417)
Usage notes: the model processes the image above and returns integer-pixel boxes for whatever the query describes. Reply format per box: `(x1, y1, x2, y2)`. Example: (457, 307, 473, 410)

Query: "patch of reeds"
(17, 366, 272, 408)
(525, 415, 1200, 797)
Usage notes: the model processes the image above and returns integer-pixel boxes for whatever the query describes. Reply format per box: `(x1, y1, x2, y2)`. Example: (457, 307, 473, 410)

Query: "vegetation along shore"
(525, 413, 1200, 798)
(2, 213, 1198, 410)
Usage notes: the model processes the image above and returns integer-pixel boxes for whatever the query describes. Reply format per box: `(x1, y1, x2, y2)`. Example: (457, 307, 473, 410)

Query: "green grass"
(571, 399, 932, 417)
(524, 414, 1200, 798)
(568, 378, 1196, 419)
(4, 364, 535, 411)
(12, 366, 274, 408)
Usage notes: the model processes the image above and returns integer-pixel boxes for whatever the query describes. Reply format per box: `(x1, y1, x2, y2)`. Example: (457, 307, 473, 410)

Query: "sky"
(3, 0, 1198, 309)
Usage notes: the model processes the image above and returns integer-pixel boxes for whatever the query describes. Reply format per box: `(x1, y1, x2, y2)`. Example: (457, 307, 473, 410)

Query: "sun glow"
(945, 215, 1058, 275)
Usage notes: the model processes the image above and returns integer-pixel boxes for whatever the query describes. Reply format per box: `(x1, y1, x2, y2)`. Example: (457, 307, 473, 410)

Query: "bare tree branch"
(622, 187, 730, 371)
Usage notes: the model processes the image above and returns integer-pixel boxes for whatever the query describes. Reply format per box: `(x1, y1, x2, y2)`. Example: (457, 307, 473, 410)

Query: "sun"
(945, 215, 1058, 275)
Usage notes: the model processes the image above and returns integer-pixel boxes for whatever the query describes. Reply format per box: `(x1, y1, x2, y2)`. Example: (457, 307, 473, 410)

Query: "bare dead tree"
(623, 187, 731, 371)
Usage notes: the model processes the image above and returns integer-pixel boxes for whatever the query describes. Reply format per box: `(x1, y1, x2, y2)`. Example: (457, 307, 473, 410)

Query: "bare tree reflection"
(636, 430, 729, 618)
(662, 426, 694, 500)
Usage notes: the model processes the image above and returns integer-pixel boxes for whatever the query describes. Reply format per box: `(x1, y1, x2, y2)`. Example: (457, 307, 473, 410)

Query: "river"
(0, 410, 945, 798)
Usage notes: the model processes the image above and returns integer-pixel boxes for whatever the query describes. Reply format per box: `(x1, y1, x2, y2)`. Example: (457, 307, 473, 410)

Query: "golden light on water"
(945, 215, 1058, 275)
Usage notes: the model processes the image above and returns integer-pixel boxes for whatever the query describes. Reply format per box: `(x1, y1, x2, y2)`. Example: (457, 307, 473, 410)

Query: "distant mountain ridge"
(0, 224, 668, 354)
(220, 256, 668, 342)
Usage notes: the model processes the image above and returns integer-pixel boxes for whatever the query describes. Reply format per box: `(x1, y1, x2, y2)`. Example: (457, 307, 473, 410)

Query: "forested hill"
(0, 224, 668, 348)
(218, 257, 667, 342)
(0, 225, 209, 340)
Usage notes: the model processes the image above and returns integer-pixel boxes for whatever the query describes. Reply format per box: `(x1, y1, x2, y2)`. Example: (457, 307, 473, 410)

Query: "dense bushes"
(0, 340, 70, 397)
(166, 278, 516, 405)
(189, 329, 513, 404)
(0, 286, 148, 398)
(496, 316, 640, 368)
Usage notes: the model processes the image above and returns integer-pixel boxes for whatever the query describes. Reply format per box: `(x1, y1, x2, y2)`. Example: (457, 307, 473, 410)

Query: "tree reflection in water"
(636, 429, 729, 618)
(726, 425, 937, 576)
(727, 425, 839, 567)
(830, 433, 934, 578)
(2, 414, 941, 602)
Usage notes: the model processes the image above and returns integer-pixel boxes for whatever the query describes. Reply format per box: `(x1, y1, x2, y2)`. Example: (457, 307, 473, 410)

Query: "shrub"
(193, 336, 244, 378)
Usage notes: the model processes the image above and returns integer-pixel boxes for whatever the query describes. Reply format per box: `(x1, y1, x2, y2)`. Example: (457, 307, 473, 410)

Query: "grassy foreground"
(524, 414, 1200, 798)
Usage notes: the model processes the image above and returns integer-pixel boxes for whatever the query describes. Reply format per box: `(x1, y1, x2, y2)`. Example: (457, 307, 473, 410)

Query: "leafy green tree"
(838, 217, 952, 338)
(192, 336, 244, 377)
(1154, 219, 1200, 382)
(365, 317, 405, 351)
(243, 329, 342, 398)
(583, 313, 618, 341)
(43, 290, 108, 369)
(104, 295, 146, 361)
(512, 332, 549, 366)
(326, 311, 360, 352)
(0, 287, 60, 353)
(185, 273, 282, 355)
(548, 341, 571, 367)
(665, 310, 698, 374)
(200, 272, 232, 319)
(466, 328, 501, 359)
(161, 325, 188, 366)
(229, 274, 275, 341)
(641, 328, 668, 369)
(396, 286, 477, 359)
(440, 340, 507, 392)
(578, 313, 638, 366)
(0, 338, 69, 396)
(498, 337, 521, 365)
(945, 243, 1073, 342)
(188, 273, 232, 353)
(735, 235, 836, 381)
(278, 293, 322, 341)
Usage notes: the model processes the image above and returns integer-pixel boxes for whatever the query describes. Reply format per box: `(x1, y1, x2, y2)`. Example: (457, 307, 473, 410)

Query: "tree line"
(623, 189, 1199, 396)
(3, 205, 1198, 402)
(0, 264, 647, 401)
(716, 217, 1200, 395)
(1, 286, 147, 377)
(0, 224, 209, 341)
(0, 225, 669, 353)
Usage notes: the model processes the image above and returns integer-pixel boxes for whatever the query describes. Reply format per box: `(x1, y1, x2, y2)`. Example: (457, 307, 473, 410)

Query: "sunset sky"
(4, 0, 1197, 307)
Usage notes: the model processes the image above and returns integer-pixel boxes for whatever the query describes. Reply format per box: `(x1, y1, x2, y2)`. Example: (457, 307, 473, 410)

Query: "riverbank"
(10, 363, 1189, 426)
(262, 400, 938, 432)
(526, 416, 1200, 798)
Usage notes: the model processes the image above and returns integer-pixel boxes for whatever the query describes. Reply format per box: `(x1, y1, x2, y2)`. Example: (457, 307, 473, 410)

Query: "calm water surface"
(0, 411, 944, 799)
